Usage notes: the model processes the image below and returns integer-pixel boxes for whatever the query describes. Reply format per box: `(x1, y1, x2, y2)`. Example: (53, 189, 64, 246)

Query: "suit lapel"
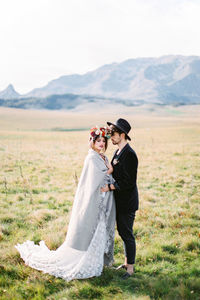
(111, 149, 118, 164)
(111, 143, 130, 166)
(116, 143, 129, 161)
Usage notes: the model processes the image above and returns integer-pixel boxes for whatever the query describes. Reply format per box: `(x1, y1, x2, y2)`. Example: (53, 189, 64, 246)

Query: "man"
(101, 118, 139, 279)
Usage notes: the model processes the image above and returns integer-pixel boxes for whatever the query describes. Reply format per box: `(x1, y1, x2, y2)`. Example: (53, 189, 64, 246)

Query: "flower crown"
(90, 126, 111, 140)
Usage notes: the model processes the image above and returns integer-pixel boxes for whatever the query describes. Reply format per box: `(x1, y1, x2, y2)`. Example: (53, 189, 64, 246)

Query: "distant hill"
(0, 84, 20, 99)
(0, 93, 140, 110)
(1, 55, 200, 109)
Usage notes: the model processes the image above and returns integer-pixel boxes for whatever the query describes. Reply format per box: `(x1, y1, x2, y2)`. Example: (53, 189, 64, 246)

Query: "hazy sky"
(1, 0, 200, 93)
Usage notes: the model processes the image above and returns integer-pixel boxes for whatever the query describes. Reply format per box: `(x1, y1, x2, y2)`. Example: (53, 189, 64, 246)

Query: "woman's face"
(93, 137, 106, 152)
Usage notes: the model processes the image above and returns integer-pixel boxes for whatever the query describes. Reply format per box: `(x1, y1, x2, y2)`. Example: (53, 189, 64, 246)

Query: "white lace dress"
(15, 149, 116, 281)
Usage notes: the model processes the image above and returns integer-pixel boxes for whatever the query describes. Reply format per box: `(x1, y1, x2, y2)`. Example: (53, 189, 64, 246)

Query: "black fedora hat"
(107, 118, 131, 141)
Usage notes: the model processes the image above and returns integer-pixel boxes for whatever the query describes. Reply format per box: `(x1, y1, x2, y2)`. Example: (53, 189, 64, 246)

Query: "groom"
(102, 118, 139, 279)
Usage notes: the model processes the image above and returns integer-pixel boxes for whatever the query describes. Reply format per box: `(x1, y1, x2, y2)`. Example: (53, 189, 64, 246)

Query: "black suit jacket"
(111, 143, 139, 213)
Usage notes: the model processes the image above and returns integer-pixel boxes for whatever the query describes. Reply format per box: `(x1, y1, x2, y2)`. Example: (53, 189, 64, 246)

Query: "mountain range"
(1, 55, 200, 110)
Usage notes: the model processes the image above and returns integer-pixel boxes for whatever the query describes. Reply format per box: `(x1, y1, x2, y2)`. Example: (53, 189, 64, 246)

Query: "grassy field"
(0, 106, 200, 299)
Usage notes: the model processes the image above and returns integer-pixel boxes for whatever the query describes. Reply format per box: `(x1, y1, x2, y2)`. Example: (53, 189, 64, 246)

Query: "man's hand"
(101, 185, 109, 193)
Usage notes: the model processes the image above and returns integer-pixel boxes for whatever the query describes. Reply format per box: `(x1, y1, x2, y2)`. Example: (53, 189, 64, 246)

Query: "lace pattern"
(15, 195, 115, 281)
(15, 150, 116, 281)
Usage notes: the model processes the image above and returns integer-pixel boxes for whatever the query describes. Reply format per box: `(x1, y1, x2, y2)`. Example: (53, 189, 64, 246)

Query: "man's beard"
(111, 140, 118, 145)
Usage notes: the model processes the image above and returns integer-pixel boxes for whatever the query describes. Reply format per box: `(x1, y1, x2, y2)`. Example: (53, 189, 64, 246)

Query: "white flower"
(113, 159, 119, 165)
(95, 130, 100, 135)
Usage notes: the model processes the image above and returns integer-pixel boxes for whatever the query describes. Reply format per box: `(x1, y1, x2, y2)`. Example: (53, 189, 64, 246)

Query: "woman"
(15, 126, 115, 281)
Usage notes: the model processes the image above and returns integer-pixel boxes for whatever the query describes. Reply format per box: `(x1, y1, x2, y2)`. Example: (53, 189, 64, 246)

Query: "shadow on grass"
(0, 263, 72, 299)
(1, 258, 200, 299)
(85, 266, 200, 300)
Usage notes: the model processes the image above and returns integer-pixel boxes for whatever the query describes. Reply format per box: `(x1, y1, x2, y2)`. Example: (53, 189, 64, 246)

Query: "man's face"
(110, 126, 122, 145)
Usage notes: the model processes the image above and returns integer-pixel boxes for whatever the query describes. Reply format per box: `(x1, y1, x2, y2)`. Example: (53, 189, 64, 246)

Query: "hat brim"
(107, 122, 131, 141)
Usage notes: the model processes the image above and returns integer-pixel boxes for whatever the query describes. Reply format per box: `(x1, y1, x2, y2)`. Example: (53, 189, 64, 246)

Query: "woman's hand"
(106, 162, 113, 174)
(101, 184, 115, 193)
(101, 185, 109, 193)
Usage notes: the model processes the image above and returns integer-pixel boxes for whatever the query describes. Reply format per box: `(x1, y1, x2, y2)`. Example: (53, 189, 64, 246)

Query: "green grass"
(0, 110, 200, 299)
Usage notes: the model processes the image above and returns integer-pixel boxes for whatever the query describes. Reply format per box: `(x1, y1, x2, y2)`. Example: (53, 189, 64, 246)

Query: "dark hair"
(111, 126, 128, 140)
(90, 135, 108, 151)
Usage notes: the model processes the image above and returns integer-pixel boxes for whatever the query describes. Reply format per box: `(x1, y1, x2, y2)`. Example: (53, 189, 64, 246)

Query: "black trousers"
(116, 211, 136, 264)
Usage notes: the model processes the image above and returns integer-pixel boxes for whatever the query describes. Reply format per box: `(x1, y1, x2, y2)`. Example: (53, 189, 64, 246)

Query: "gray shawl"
(15, 148, 116, 280)
(65, 148, 116, 264)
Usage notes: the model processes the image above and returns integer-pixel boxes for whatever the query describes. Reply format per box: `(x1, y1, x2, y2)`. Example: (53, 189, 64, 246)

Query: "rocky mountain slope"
(24, 55, 200, 104)
(1, 55, 200, 109)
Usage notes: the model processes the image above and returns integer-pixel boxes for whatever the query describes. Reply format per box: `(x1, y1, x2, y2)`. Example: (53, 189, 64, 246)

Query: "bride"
(15, 126, 116, 281)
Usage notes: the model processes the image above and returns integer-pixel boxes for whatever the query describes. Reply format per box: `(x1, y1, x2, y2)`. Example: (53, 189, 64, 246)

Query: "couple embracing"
(16, 118, 139, 281)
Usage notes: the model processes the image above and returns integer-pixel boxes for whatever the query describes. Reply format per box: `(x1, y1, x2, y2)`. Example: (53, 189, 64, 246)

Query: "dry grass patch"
(0, 109, 200, 299)
(27, 209, 56, 225)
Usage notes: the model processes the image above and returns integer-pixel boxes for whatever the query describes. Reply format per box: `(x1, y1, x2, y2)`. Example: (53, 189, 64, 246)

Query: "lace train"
(15, 215, 108, 281)
(15, 149, 116, 281)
